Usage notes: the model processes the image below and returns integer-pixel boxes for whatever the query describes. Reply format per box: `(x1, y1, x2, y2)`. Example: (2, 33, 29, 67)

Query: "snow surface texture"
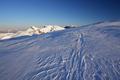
(0, 21, 120, 80)
(0, 25, 65, 40)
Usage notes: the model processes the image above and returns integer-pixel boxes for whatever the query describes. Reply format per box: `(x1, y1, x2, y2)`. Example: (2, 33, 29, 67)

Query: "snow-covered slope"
(0, 25, 65, 40)
(0, 33, 14, 40)
(0, 21, 120, 80)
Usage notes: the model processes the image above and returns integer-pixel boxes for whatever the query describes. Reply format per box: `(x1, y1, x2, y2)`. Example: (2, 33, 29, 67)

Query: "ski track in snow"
(0, 21, 120, 80)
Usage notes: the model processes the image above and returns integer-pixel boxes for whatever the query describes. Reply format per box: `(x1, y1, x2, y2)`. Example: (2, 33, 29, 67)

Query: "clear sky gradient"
(0, 0, 120, 27)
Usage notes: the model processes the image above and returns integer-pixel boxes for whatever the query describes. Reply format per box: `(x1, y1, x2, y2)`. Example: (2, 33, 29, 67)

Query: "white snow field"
(0, 21, 120, 80)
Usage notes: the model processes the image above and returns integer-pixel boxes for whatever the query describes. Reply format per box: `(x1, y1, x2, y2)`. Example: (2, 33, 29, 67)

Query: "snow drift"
(0, 21, 120, 80)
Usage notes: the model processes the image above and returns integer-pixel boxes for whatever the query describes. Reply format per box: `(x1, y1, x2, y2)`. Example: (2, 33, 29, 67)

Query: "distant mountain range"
(0, 25, 65, 40)
(1, 21, 120, 40)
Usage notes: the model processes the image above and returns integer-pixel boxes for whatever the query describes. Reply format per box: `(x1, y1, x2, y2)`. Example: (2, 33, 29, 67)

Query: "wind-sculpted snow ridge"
(0, 21, 120, 80)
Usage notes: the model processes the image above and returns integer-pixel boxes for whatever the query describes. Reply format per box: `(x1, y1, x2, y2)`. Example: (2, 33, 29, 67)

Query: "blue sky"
(0, 0, 120, 27)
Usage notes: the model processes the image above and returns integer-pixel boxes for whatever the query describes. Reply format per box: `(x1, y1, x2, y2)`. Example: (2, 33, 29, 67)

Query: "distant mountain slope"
(0, 21, 120, 80)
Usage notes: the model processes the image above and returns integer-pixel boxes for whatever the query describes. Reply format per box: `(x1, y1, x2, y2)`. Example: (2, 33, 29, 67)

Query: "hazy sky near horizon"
(0, 0, 120, 27)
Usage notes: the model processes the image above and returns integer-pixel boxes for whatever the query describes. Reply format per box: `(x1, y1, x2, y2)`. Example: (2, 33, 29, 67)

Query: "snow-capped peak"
(26, 26, 39, 32)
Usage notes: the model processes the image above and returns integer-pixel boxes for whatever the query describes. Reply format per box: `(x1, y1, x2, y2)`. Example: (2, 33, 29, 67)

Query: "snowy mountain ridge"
(0, 25, 65, 40)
